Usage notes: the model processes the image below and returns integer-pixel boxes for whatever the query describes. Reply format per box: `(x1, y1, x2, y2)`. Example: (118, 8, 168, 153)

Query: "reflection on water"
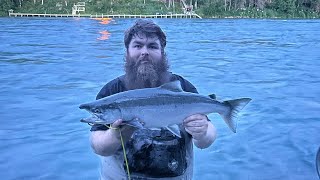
(98, 30, 111, 40)
(92, 17, 113, 24)
(0, 18, 319, 180)
(91, 18, 113, 40)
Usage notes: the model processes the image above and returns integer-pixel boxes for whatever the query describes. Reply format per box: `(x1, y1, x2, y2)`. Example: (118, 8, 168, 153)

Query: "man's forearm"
(90, 125, 136, 156)
(193, 122, 217, 149)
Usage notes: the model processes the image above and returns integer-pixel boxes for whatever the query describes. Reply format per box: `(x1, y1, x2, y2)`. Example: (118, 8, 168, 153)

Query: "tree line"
(194, 0, 320, 17)
(1, 0, 319, 18)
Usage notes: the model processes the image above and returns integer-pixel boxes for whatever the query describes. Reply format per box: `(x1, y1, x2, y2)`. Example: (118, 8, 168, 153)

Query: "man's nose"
(141, 46, 149, 56)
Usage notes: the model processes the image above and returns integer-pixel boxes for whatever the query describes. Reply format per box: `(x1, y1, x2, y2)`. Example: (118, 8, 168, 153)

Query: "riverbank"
(7, 12, 202, 19)
(1, 0, 320, 19)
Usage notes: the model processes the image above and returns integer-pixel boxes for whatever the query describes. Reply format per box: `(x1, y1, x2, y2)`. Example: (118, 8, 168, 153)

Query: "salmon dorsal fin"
(159, 80, 183, 92)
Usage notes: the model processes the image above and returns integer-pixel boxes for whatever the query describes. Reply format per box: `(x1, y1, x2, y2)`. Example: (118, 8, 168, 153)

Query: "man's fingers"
(184, 120, 207, 127)
(186, 126, 207, 133)
(109, 119, 137, 140)
(184, 114, 209, 140)
(183, 114, 207, 123)
(183, 114, 201, 123)
(111, 119, 123, 128)
(185, 127, 206, 140)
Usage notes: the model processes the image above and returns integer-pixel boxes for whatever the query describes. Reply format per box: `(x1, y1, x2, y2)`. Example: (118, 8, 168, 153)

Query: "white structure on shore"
(72, 2, 85, 15)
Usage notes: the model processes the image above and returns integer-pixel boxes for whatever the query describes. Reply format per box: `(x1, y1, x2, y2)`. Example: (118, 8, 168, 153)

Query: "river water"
(0, 17, 319, 180)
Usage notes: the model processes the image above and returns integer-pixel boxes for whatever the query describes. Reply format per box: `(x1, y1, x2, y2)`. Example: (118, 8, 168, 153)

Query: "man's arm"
(184, 114, 217, 149)
(90, 119, 135, 156)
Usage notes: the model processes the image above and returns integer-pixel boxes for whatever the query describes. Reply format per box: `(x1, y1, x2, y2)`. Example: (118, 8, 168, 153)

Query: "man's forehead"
(131, 33, 160, 42)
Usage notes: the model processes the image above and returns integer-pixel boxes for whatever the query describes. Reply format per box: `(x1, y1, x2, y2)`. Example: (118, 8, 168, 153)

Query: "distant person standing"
(88, 19, 217, 179)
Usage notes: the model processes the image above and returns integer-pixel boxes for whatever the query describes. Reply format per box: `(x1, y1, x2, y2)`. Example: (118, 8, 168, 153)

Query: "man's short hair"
(124, 19, 167, 50)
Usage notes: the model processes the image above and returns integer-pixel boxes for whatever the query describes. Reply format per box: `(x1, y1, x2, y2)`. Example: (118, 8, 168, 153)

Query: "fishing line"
(105, 125, 131, 180)
(119, 129, 131, 180)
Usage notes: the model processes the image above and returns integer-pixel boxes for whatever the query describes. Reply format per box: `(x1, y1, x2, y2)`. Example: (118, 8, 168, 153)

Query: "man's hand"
(110, 119, 136, 140)
(183, 114, 217, 149)
(90, 119, 136, 156)
(183, 114, 209, 140)
(111, 119, 123, 128)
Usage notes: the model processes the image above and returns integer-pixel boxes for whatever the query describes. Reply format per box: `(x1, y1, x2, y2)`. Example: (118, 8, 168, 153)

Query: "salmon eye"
(93, 108, 101, 114)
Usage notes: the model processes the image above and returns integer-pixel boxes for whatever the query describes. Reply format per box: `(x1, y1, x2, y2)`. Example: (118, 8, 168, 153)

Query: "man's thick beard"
(124, 54, 169, 90)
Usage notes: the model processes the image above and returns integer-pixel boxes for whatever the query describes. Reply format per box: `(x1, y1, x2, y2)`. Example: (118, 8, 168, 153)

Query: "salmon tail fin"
(222, 98, 251, 133)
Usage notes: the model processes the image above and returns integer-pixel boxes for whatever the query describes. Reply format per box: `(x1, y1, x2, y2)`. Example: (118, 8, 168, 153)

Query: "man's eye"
(150, 46, 158, 49)
(134, 45, 142, 48)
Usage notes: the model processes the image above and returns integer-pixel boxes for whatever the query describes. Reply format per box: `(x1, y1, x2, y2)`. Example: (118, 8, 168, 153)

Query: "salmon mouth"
(80, 118, 105, 125)
(80, 114, 103, 124)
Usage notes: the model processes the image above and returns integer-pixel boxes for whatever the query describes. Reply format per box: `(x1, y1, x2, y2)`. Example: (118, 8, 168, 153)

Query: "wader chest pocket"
(125, 128, 187, 177)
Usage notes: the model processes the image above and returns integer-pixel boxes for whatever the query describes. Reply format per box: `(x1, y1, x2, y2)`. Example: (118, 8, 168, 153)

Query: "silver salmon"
(79, 81, 251, 136)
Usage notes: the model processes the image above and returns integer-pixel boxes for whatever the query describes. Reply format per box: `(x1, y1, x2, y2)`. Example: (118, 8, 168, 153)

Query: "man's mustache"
(136, 57, 152, 66)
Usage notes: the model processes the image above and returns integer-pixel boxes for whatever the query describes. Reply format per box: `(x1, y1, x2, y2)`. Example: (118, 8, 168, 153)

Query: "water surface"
(0, 17, 319, 180)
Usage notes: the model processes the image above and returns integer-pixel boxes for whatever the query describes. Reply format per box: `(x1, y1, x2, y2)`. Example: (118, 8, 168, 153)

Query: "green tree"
(271, 0, 297, 16)
(0, 0, 14, 16)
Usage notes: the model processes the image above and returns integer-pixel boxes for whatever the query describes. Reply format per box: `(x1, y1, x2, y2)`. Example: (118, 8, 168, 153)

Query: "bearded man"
(89, 19, 217, 180)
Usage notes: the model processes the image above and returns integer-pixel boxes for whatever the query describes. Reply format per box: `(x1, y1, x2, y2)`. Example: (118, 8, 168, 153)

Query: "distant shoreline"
(3, 14, 320, 19)
(6, 13, 320, 19)
(8, 12, 203, 19)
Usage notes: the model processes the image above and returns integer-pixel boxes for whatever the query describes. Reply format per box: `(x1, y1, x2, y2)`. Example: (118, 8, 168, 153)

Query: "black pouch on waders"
(124, 128, 188, 178)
